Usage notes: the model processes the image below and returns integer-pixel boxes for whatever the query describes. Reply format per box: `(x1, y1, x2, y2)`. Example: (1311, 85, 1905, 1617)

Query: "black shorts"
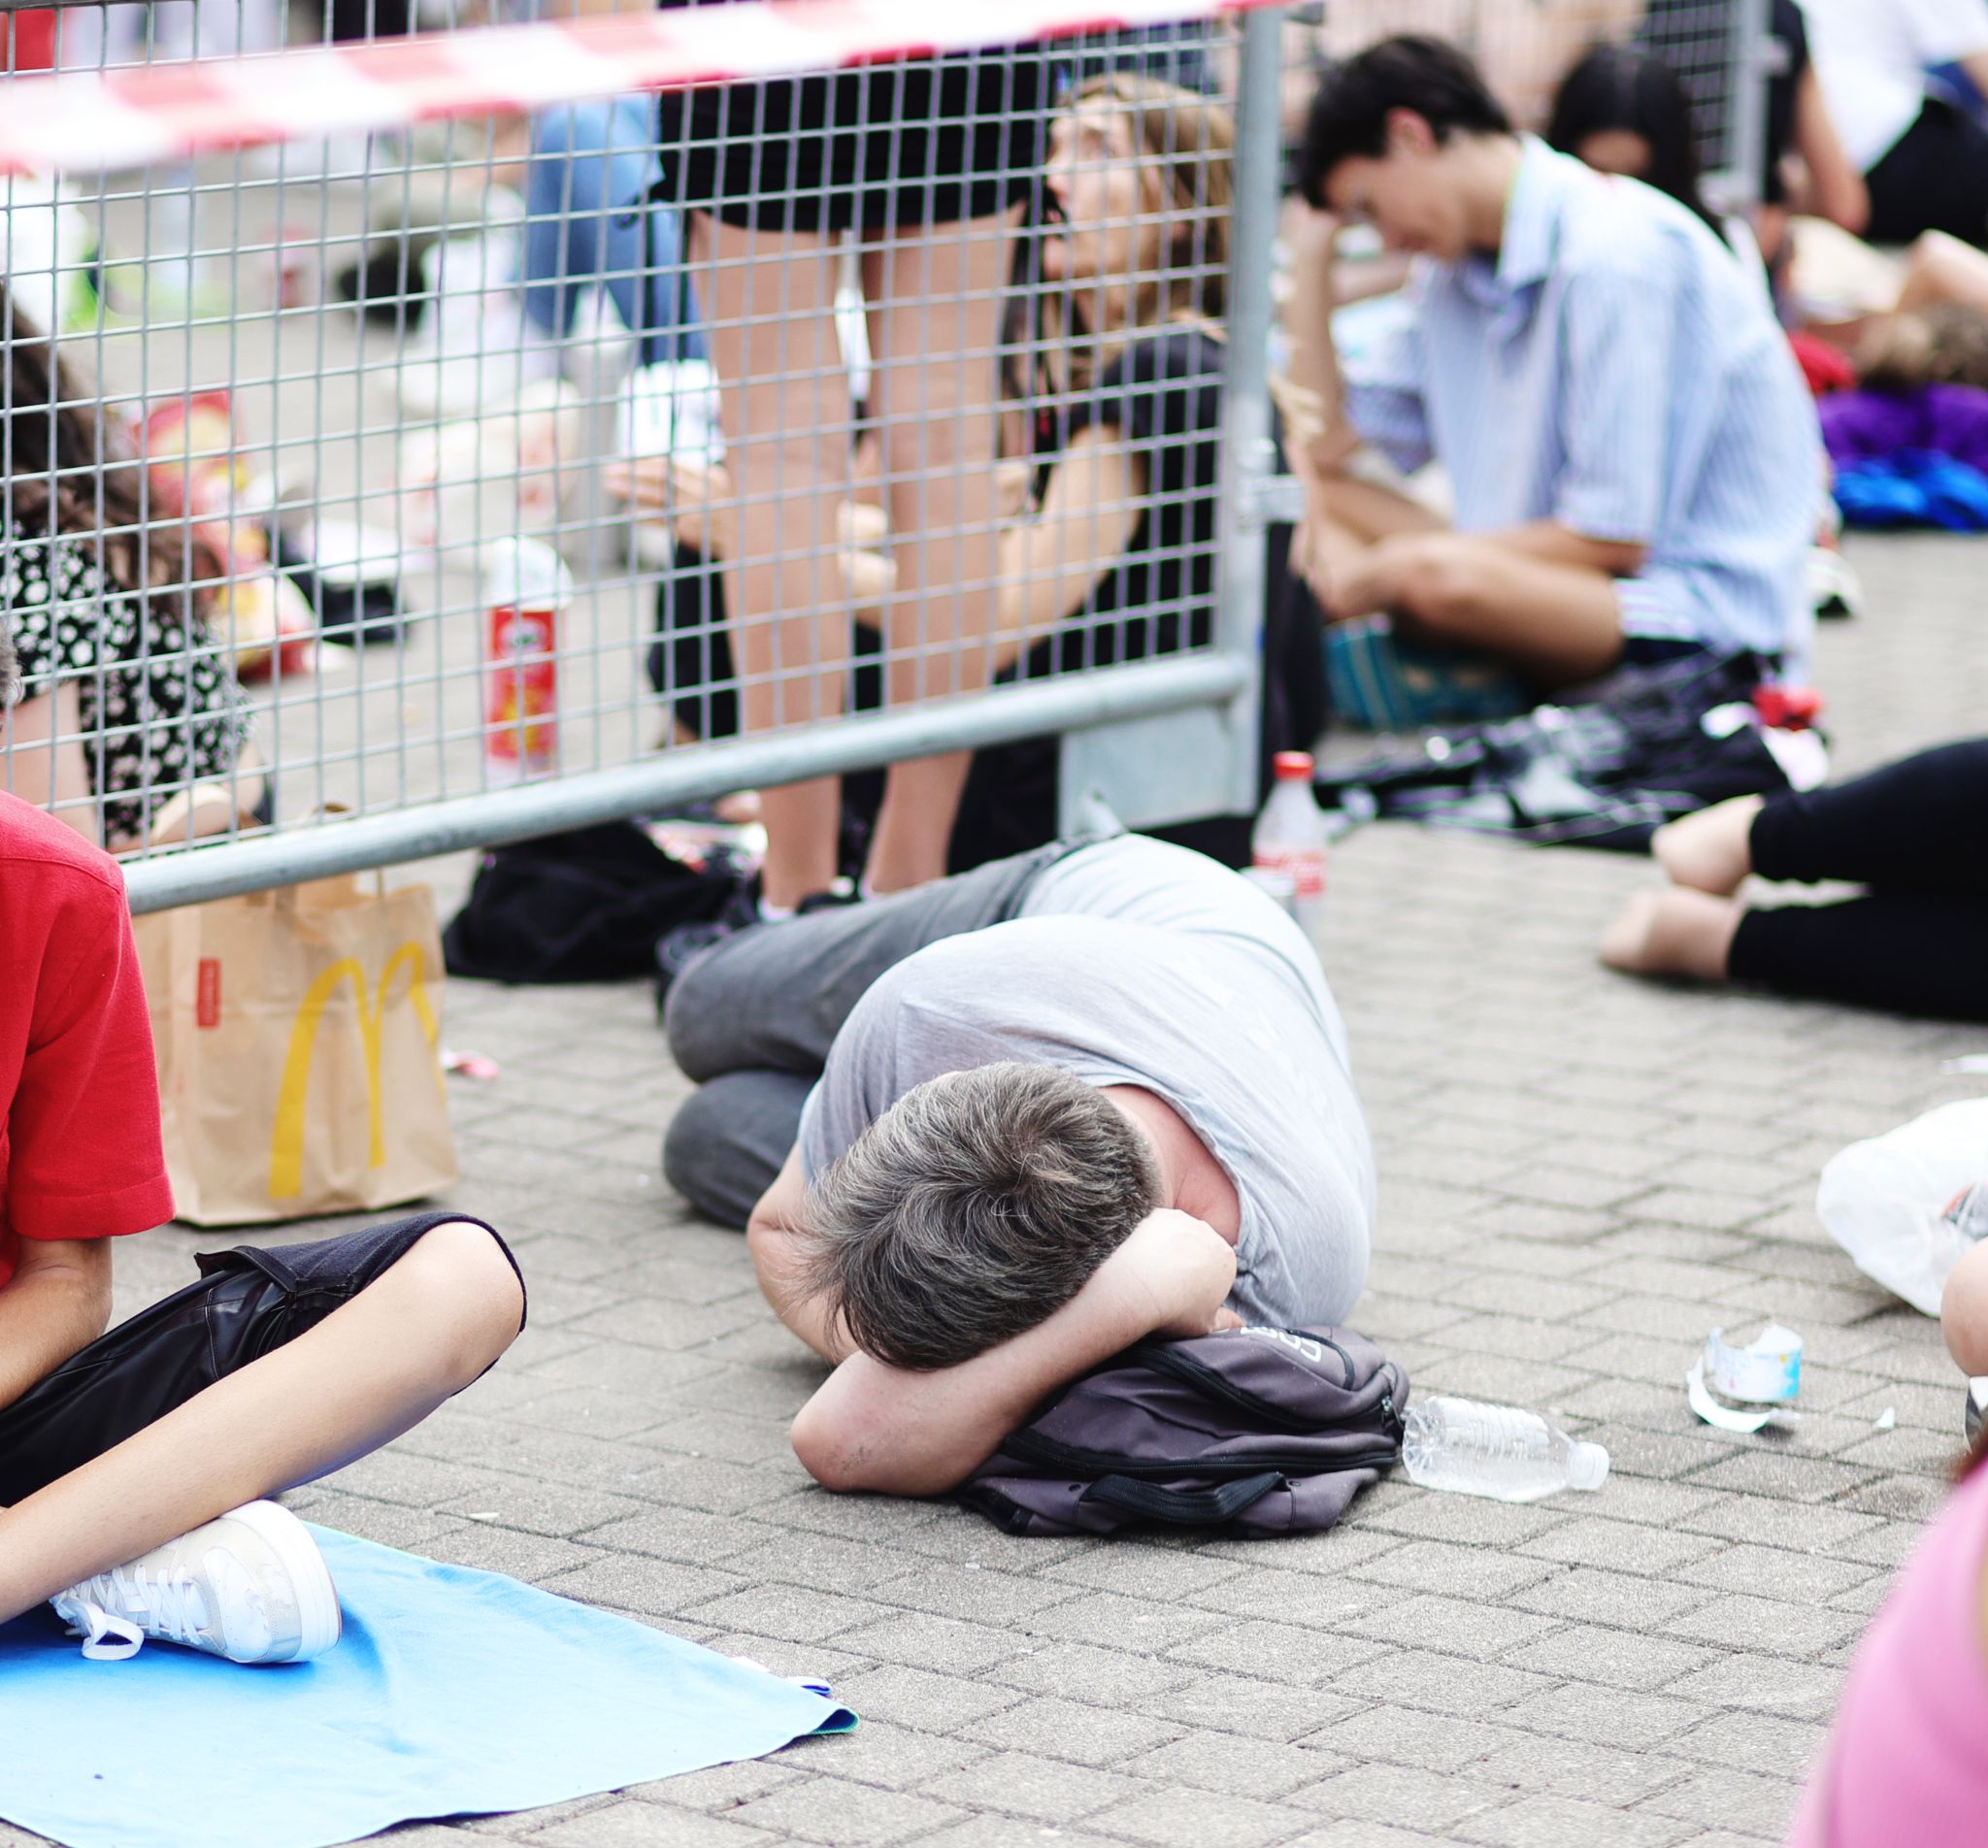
(0, 1213, 523, 1507)
(1866, 98, 1988, 248)
(654, 47, 1047, 233)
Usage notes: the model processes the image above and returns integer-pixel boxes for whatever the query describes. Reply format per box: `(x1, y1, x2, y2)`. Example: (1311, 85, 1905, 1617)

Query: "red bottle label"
(196, 957, 222, 1029)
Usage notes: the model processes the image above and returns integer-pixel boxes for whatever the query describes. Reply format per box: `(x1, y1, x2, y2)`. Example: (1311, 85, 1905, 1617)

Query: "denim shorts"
(0, 1213, 523, 1506)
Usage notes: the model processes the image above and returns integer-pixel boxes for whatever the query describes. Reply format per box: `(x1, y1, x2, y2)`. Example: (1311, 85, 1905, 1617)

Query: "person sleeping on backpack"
(658, 835, 1376, 1496)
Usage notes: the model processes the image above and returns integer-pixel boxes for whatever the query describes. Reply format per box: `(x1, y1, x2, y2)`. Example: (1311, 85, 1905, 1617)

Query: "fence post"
(1724, 0, 1774, 214)
(1210, 0, 1282, 815)
(1055, 3, 1281, 834)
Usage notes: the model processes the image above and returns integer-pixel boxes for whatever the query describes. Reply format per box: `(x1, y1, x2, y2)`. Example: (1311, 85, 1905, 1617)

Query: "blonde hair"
(1011, 77, 1236, 404)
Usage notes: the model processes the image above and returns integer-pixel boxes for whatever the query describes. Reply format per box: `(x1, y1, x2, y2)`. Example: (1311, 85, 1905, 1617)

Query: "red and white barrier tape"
(0, 0, 1277, 176)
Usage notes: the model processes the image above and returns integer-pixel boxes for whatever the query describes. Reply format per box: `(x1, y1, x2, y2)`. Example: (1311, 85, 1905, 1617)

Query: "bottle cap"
(1273, 750, 1314, 781)
(1567, 1441, 1610, 1492)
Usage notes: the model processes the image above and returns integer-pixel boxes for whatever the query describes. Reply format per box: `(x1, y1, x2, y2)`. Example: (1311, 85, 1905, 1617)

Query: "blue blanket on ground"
(0, 1526, 854, 1848)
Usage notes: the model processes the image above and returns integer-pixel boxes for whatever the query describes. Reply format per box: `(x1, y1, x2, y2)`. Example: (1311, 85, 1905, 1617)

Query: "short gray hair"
(0, 612, 16, 709)
(799, 1063, 1161, 1370)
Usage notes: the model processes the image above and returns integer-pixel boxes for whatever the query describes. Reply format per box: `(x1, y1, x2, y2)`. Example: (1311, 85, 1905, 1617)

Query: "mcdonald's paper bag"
(134, 875, 459, 1225)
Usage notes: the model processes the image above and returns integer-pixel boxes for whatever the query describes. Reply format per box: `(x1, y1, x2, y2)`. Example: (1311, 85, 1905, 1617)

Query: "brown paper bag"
(134, 874, 459, 1225)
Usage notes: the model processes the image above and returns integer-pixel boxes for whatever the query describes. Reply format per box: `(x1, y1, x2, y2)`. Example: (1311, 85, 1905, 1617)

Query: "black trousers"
(1866, 100, 1988, 248)
(0, 1214, 522, 1508)
(1729, 740, 1988, 1020)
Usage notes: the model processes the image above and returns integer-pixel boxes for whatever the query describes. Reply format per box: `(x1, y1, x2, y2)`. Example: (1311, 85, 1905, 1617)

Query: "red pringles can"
(481, 538, 572, 782)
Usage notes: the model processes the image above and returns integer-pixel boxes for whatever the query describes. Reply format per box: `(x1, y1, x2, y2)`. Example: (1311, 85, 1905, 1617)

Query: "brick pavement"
(16, 531, 1988, 1848)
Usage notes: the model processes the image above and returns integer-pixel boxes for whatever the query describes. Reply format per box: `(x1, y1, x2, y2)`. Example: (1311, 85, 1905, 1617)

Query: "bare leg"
(0, 1221, 521, 1626)
(1599, 888, 1742, 982)
(1651, 794, 1765, 896)
(856, 207, 1020, 896)
(1896, 231, 1988, 314)
(692, 214, 853, 909)
(1944, 1241, 1988, 1376)
(1382, 534, 1624, 685)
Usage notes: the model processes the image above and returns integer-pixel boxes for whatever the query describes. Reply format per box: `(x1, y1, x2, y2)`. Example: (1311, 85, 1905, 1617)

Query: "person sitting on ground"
(0, 610, 526, 1664)
(658, 833, 1375, 1495)
(1800, 0, 1988, 249)
(0, 285, 261, 849)
(1282, 35, 1821, 692)
(1600, 739, 1988, 1023)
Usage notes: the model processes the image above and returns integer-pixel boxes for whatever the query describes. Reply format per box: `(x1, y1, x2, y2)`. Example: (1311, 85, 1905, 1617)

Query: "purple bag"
(961, 1325, 1408, 1537)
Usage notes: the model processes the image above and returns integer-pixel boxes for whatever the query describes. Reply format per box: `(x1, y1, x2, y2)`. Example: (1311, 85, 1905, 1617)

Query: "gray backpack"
(960, 1324, 1408, 1537)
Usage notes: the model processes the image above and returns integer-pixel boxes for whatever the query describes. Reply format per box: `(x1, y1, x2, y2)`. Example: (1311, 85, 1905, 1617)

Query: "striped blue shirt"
(1344, 138, 1822, 666)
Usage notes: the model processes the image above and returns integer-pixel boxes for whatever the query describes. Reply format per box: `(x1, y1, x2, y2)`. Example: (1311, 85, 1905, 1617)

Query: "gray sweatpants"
(661, 841, 1081, 1227)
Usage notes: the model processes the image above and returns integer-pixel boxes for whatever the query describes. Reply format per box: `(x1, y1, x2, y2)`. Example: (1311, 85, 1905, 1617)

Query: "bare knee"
(1944, 1241, 1988, 1376)
(387, 1221, 525, 1391)
(1393, 538, 1480, 633)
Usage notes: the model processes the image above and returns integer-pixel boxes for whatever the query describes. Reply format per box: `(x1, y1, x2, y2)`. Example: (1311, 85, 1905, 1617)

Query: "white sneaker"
(50, 1501, 342, 1666)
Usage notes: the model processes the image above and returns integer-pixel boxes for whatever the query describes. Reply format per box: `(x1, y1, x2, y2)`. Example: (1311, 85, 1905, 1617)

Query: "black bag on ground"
(443, 821, 735, 983)
(960, 1324, 1408, 1537)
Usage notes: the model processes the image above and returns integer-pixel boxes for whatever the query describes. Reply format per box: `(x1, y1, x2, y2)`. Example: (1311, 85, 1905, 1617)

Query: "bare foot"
(1651, 795, 1764, 897)
(1600, 888, 1743, 982)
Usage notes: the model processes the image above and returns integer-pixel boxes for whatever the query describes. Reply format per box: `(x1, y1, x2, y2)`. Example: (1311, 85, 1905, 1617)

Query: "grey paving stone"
(1498, 1684, 1706, 1750)
(915, 1749, 1142, 1823)
(1452, 1794, 1699, 1848)
(1635, 1766, 1802, 1839)
(1468, 1735, 1693, 1808)
(1161, 1618, 1392, 1690)
(964, 1695, 1183, 1767)
(1118, 1733, 1337, 1801)
(1288, 1762, 1511, 1832)
(1504, 1623, 1715, 1694)
(1661, 1594, 1867, 1662)
(1657, 1654, 1846, 1722)
(722, 1778, 968, 1846)
(1090, 1787, 1322, 1848)
(1135, 1677, 1363, 1746)
(530, 1806, 779, 1847)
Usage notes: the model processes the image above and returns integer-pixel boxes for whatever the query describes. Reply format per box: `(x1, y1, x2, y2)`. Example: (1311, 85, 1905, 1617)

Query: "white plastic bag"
(1815, 1099, 1988, 1316)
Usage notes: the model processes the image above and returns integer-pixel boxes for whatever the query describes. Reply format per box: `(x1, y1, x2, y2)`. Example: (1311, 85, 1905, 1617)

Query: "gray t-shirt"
(797, 838, 1375, 1327)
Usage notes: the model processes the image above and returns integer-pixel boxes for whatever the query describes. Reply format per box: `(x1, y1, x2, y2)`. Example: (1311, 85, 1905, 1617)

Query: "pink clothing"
(1787, 1460, 1988, 1845)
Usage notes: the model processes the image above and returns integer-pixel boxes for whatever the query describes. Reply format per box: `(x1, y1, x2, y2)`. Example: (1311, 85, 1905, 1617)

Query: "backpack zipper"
(1003, 1427, 1401, 1481)
(1126, 1335, 1368, 1433)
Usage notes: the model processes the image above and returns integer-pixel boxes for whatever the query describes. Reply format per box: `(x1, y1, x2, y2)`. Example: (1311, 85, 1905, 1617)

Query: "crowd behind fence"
(0, 0, 1772, 910)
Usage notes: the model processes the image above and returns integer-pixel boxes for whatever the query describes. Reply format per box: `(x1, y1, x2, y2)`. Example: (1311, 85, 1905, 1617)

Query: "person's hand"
(606, 455, 737, 557)
(1321, 531, 1426, 624)
(1115, 1207, 1239, 1340)
(995, 457, 1034, 523)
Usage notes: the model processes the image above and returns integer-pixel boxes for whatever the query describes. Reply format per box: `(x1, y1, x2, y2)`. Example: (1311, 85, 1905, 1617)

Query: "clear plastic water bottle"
(1252, 750, 1329, 941)
(1401, 1395, 1609, 1502)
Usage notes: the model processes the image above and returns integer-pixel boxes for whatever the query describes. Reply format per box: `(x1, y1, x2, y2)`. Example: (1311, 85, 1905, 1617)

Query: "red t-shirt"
(0, 792, 174, 1288)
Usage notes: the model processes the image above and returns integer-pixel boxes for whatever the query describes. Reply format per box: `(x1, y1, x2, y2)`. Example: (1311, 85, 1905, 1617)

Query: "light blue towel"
(0, 1526, 854, 1848)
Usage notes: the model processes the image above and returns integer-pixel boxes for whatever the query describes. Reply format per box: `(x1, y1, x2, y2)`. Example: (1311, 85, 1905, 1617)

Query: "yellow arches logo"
(268, 943, 443, 1200)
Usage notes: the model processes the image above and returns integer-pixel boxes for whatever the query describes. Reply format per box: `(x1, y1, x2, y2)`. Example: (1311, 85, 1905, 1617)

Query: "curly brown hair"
(1861, 305, 1988, 394)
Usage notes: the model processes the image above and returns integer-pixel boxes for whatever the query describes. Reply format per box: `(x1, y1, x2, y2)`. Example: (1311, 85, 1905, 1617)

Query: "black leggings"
(1729, 740, 1988, 1020)
(1865, 99, 1988, 248)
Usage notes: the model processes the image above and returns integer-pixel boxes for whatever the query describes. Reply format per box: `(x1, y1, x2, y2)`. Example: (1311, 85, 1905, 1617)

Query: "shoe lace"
(61, 1561, 215, 1661)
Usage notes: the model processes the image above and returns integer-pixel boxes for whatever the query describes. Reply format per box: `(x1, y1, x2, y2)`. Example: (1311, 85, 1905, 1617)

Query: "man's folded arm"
(785, 1209, 1239, 1498)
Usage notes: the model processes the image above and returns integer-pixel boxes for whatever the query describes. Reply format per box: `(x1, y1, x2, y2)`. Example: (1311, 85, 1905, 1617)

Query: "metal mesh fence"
(0, 0, 1773, 907)
(0, 1, 1272, 908)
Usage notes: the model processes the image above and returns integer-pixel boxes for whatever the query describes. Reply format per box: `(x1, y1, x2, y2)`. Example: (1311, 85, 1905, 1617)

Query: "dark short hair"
(1546, 44, 1726, 244)
(1297, 34, 1512, 207)
(798, 1063, 1162, 1370)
